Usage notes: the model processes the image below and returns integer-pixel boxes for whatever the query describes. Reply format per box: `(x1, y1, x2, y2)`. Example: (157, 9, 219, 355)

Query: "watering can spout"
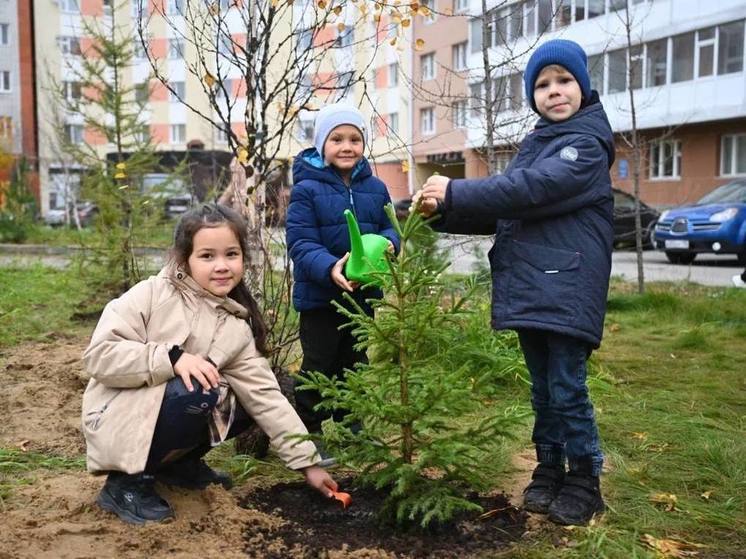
(343, 209, 390, 286)
(344, 209, 365, 271)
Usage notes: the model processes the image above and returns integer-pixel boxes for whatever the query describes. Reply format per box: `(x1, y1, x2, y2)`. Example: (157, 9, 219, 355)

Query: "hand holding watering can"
(330, 209, 393, 291)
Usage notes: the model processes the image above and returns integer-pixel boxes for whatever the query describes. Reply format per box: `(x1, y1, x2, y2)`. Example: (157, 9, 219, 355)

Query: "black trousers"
(144, 377, 254, 472)
(294, 306, 369, 433)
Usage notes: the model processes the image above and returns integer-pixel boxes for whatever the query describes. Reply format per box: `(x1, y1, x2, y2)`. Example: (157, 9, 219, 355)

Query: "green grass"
(1, 267, 745, 556)
(0, 264, 92, 347)
(0, 448, 85, 505)
(20, 220, 174, 248)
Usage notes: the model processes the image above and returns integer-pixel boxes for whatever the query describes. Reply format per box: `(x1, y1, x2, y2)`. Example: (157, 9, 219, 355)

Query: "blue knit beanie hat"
(313, 102, 367, 160)
(524, 39, 591, 114)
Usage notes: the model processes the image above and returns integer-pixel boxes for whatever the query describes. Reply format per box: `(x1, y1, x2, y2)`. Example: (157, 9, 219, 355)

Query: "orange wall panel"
(313, 25, 334, 48)
(374, 66, 387, 89)
(150, 81, 168, 101)
(150, 124, 169, 143)
(150, 38, 167, 59)
(373, 160, 408, 200)
(84, 126, 107, 145)
(80, 0, 103, 17)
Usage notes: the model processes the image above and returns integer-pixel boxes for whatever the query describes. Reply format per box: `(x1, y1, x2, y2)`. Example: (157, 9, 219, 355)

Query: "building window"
(168, 38, 184, 59)
(721, 134, 746, 176)
(388, 63, 398, 87)
(133, 37, 147, 59)
(452, 42, 467, 71)
(167, 0, 184, 15)
(135, 82, 149, 104)
(297, 120, 313, 142)
(608, 0, 626, 12)
(421, 107, 435, 135)
(451, 100, 467, 128)
(57, 36, 82, 55)
(556, 0, 572, 29)
(696, 27, 715, 78)
(649, 139, 682, 179)
(587, 0, 604, 18)
(59, 0, 79, 12)
(0, 71, 10, 92)
(470, 17, 482, 53)
(469, 81, 482, 117)
(0, 23, 9, 46)
(421, 0, 436, 24)
(63, 81, 81, 101)
(509, 73, 523, 110)
(629, 45, 643, 90)
(215, 127, 229, 144)
(492, 76, 508, 112)
(170, 124, 186, 144)
(646, 38, 668, 87)
(672, 32, 694, 83)
(388, 112, 399, 134)
(133, 126, 150, 144)
(718, 20, 745, 75)
(421, 53, 435, 81)
(131, 0, 143, 19)
(454, 0, 469, 13)
(170, 81, 185, 102)
(65, 124, 84, 144)
(103, 0, 113, 16)
(588, 53, 604, 94)
(607, 49, 626, 93)
(336, 27, 354, 48)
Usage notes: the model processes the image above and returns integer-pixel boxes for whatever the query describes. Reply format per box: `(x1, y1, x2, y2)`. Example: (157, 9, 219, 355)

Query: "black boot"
(548, 471, 605, 525)
(96, 472, 174, 525)
(522, 463, 565, 513)
(157, 457, 233, 490)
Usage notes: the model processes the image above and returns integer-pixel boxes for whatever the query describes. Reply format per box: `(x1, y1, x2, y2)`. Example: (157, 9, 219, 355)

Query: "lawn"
(1, 265, 744, 558)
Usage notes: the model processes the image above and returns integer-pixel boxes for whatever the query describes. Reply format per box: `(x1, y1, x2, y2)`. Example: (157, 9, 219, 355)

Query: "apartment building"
(414, 0, 746, 207)
(1, 0, 37, 188)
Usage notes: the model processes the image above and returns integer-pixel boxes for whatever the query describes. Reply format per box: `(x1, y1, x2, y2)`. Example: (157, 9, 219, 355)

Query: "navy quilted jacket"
(286, 148, 400, 312)
(440, 98, 615, 347)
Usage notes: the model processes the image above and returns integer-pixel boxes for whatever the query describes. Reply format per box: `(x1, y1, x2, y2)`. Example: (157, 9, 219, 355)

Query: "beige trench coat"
(81, 263, 317, 474)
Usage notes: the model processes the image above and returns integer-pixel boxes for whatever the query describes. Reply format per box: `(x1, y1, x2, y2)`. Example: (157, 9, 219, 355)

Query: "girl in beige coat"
(82, 203, 336, 525)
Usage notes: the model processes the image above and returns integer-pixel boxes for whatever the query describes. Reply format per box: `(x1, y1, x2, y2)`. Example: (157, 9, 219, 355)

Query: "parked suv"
(654, 179, 746, 264)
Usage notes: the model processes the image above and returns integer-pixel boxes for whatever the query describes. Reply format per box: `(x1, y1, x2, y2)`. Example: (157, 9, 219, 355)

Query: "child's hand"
(420, 174, 449, 203)
(331, 253, 360, 292)
(173, 352, 220, 392)
(412, 190, 439, 218)
(302, 465, 338, 498)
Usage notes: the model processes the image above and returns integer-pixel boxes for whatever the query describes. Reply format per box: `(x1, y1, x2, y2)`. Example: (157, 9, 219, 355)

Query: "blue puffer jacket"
(286, 148, 400, 312)
(441, 99, 615, 347)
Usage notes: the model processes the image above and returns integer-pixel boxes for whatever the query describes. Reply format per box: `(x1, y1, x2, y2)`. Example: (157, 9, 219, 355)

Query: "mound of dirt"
(240, 478, 527, 558)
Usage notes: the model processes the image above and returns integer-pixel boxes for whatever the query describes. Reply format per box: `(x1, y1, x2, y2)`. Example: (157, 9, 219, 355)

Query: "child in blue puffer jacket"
(416, 39, 614, 526)
(286, 102, 400, 464)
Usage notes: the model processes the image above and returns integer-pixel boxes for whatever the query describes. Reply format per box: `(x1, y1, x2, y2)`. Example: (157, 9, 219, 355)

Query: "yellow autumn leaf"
(391, 12, 402, 23)
(114, 171, 127, 179)
(203, 73, 216, 88)
(401, 18, 410, 26)
(649, 493, 678, 511)
(333, 5, 342, 14)
(700, 490, 712, 500)
(337, 22, 345, 31)
(208, 1, 219, 15)
(389, 37, 397, 46)
(236, 147, 249, 164)
(443, 6, 453, 15)
(640, 534, 705, 558)
(317, 0, 326, 8)
(374, 2, 381, 9)
(271, 0, 279, 6)
(415, 38, 425, 50)
(373, 13, 381, 22)
(401, 160, 410, 173)
(418, 5, 430, 16)
(631, 431, 648, 440)
(115, 162, 126, 170)
(410, 2, 420, 11)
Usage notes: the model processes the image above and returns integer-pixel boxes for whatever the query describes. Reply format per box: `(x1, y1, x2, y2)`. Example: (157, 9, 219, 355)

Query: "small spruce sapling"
(298, 204, 522, 527)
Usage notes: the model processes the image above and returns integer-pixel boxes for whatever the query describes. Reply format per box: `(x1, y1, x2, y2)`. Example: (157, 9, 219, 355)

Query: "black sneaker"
(522, 463, 565, 514)
(547, 472, 605, 525)
(156, 458, 233, 490)
(96, 473, 174, 525)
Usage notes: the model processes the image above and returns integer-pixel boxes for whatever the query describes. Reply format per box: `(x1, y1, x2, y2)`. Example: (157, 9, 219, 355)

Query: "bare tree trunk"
(480, 0, 497, 174)
(623, 1, 645, 294)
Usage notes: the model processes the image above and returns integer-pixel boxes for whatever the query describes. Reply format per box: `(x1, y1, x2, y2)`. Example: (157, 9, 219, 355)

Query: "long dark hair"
(172, 203, 269, 355)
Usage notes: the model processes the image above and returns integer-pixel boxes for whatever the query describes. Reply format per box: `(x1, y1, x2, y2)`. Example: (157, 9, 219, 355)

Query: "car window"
(613, 191, 636, 210)
(697, 181, 746, 204)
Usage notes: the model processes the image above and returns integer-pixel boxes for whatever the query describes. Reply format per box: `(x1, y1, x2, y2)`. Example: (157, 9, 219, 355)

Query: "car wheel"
(665, 251, 696, 265)
(642, 222, 656, 250)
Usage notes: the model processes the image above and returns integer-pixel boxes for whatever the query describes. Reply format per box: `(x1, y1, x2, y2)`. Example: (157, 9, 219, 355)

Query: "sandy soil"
(0, 336, 541, 559)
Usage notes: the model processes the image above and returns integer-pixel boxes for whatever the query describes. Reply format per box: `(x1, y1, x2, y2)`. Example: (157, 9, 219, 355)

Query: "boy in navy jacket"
(417, 39, 613, 526)
(286, 103, 400, 465)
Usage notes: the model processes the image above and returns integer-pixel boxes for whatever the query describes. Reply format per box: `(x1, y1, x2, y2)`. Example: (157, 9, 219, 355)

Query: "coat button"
(177, 272, 183, 279)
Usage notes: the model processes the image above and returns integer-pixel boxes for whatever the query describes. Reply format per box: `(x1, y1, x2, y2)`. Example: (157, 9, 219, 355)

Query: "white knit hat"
(313, 102, 367, 160)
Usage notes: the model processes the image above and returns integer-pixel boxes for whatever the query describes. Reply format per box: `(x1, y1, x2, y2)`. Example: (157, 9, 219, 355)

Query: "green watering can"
(343, 209, 390, 286)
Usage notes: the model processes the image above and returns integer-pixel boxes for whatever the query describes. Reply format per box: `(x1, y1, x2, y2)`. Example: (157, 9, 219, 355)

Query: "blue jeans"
(517, 329, 603, 476)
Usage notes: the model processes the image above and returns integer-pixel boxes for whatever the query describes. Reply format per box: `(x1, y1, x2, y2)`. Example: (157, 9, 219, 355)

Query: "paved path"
(2, 241, 743, 288)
